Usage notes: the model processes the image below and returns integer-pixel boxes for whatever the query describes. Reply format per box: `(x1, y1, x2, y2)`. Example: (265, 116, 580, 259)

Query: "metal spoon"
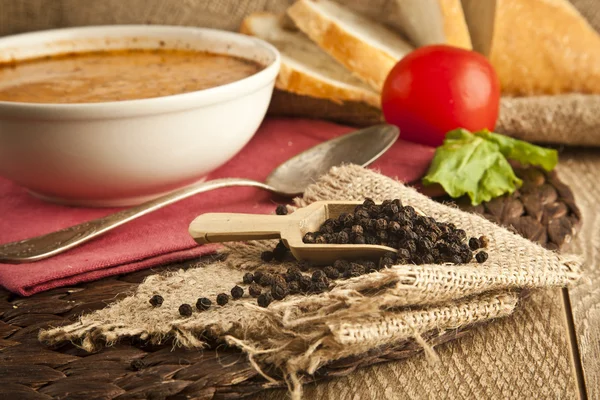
(0, 124, 399, 263)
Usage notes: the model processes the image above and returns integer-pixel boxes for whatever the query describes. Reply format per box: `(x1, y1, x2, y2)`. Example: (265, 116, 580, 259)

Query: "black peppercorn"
(196, 297, 211, 311)
(351, 225, 364, 235)
(315, 234, 327, 244)
(333, 259, 350, 273)
(261, 251, 274, 262)
(375, 218, 388, 231)
(231, 285, 244, 299)
(323, 266, 340, 279)
(344, 263, 365, 278)
(455, 229, 467, 241)
(363, 198, 375, 207)
(257, 293, 273, 308)
(179, 303, 193, 317)
(298, 260, 311, 272)
(361, 260, 377, 272)
(253, 271, 264, 282)
(149, 294, 164, 307)
(476, 251, 489, 263)
(243, 272, 254, 284)
(288, 281, 301, 294)
(388, 221, 401, 233)
(303, 232, 316, 244)
(216, 293, 229, 306)
(421, 254, 435, 264)
(468, 237, 480, 250)
(479, 236, 489, 248)
(379, 257, 395, 268)
(286, 267, 303, 282)
(312, 270, 327, 282)
(450, 255, 463, 264)
(310, 281, 329, 294)
(259, 273, 274, 287)
(249, 284, 262, 298)
(275, 204, 288, 215)
(271, 284, 288, 300)
(273, 246, 288, 262)
(271, 274, 287, 288)
(320, 224, 334, 234)
(354, 235, 366, 245)
(299, 275, 313, 292)
(336, 231, 350, 244)
(354, 209, 370, 221)
(365, 235, 378, 245)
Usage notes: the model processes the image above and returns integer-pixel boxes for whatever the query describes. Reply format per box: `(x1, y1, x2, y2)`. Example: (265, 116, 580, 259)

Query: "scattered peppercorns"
(271, 283, 288, 300)
(260, 251, 274, 262)
(476, 251, 489, 263)
(216, 293, 229, 306)
(149, 294, 163, 307)
(275, 204, 288, 215)
(231, 285, 244, 299)
(249, 284, 262, 298)
(242, 272, 254, 284)
(468, 237, 481, 250)
(257, 292, 273, 308)
(179, 303, 193, 317)
(196, 297, 211, 311)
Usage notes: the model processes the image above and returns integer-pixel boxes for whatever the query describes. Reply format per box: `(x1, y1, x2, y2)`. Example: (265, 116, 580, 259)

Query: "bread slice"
(240, 12, 380, 107)
(386, 0, 471, 49)
(487, 0, 600, 95)
(287, 0, 414, 91)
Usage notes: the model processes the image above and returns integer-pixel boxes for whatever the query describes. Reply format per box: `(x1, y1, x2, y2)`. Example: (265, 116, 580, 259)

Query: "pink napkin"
(0, 118, 434, 296)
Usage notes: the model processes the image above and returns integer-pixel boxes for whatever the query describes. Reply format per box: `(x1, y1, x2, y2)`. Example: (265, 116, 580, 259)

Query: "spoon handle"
(189, 213, 290, 244)
(0, 178, 276, 264)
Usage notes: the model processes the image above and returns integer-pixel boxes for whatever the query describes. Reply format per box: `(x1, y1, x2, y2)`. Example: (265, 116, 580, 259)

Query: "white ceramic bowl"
(0, 25, 280, 206)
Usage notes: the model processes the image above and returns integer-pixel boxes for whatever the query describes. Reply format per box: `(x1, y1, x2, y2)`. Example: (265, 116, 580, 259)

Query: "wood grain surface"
(557, 149, 600, 400)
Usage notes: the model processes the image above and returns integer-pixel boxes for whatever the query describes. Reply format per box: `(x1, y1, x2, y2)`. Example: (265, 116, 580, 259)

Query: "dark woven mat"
(0, 167, 580, 400)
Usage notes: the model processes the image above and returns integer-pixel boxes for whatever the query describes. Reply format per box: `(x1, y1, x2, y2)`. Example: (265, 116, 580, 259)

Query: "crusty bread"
(287, 0, 414, 91)
(489, 0, 600, 95)
(240, 12, 380, 107)
(386, 0, 471, 49)
(438, 0, 472, 49)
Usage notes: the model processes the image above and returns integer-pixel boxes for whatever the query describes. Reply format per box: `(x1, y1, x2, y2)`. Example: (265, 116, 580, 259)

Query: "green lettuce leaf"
(423, 129, 522, 205)
(474, 130, 558, 171)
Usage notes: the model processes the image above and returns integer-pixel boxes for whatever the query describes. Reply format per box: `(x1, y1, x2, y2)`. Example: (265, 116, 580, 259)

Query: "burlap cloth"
(39, 164, 583, 398)
(2, 0, 600, 145)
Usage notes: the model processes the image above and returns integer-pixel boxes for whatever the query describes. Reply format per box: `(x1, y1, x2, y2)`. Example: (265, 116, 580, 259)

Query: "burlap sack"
(39, 165, 582, 399)
(1, 0, 600, 145)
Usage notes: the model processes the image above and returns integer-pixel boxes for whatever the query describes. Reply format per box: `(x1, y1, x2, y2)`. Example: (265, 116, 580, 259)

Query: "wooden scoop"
(188, 201, 398, 265)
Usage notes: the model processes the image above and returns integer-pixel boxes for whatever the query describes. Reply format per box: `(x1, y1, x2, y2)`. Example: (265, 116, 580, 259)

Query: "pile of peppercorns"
(302, 198, 489, 265)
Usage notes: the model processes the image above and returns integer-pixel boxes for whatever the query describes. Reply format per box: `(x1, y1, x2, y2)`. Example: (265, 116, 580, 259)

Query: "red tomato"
(381, 45, 500, 147)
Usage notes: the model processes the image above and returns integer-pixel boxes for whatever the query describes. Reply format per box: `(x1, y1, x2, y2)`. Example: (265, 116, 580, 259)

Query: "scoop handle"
(188, 213, 291, 244)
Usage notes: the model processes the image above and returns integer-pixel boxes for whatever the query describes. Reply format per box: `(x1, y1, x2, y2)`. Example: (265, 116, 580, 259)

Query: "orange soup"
(0, 49, 263, 103)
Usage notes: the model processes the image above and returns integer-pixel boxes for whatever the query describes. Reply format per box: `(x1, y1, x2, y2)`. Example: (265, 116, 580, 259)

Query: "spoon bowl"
(0, 124, 399, 263)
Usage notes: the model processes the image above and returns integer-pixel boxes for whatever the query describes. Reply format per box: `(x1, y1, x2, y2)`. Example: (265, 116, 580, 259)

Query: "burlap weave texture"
(39, 165, 582, 398)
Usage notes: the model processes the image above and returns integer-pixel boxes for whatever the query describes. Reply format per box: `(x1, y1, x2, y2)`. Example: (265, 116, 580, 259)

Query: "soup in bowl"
(0, 25, 280, 206)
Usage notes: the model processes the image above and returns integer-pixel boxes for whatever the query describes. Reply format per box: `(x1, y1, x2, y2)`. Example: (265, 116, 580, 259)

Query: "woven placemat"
(0, 167, 580, 400)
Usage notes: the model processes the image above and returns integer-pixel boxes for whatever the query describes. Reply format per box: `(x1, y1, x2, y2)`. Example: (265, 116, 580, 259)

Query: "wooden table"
(1, 148, 598, 400)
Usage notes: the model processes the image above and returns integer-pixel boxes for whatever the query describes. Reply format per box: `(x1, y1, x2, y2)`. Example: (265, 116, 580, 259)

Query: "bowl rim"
(0, 25, 281, 120)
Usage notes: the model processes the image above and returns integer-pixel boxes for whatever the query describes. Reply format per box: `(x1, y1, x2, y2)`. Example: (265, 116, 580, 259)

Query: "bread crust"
(490, 0, 600, 95)
(287, 0, 406, 91)
(439, 0, 472, 49)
